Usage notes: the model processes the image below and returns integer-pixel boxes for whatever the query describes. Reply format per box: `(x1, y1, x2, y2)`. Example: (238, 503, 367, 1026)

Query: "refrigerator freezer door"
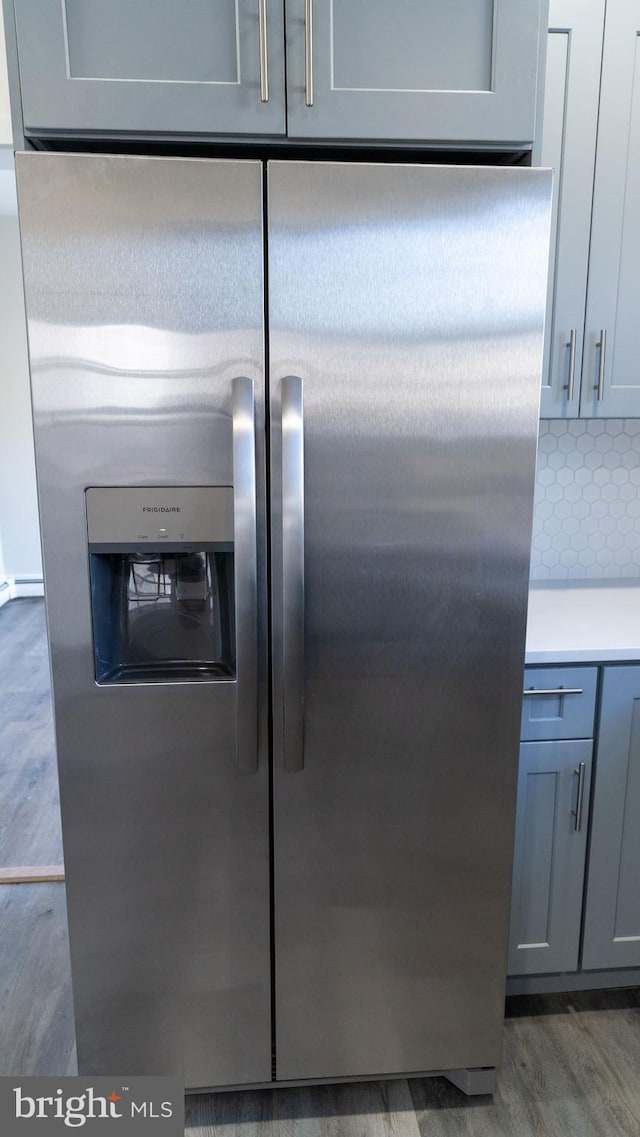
(16, 153, 271, 1088)
(268, 161, 552, 1081)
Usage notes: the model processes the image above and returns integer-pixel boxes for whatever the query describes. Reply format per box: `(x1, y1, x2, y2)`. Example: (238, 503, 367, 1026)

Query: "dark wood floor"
(1, 599, 640, 1132)
(0, 881, 76, 1076)
(0, 597, 63, 866)
(184, 989, 640, 1135)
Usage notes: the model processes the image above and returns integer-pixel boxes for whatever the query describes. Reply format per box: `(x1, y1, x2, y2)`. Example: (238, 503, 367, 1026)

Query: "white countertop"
(525, 584, 640, 664)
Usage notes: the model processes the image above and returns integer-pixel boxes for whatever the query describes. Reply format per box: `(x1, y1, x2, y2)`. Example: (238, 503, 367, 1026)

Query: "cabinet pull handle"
(595, 329, 606, 401)
(572, 762, 586, 832)
(564, 329, 577, 402)
(523, 687, 583, 697)
(304, 0, 313, 106)
(258, 0, 269, 102)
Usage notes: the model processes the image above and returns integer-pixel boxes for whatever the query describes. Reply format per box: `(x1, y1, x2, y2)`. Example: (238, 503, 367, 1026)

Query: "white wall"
(0, 4, 42, 590)
(0, 0, 11, 146)
(0, 520, 6, 598)
(0, 152, 42, 583)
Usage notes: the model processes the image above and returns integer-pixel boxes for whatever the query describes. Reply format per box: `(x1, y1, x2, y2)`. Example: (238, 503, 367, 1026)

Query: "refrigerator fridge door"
(16, 153, 271, 1087)
(268, 162, 552, 1082)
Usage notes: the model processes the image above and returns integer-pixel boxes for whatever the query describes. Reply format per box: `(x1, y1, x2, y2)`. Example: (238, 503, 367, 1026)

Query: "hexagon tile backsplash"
(531, 420, 640, 581)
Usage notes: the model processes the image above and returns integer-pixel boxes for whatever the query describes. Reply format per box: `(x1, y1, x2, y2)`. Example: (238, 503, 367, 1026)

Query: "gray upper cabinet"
(537, 0, 604, 418)
(580, 1, 640, 417)
(9, 0, 546, 144)
(539, 0, 640, 418)
(509, 739, 592, 976)
(285, 0, 543, 143)
(13, 0, 286, 137)
(583, 666, 640, 970)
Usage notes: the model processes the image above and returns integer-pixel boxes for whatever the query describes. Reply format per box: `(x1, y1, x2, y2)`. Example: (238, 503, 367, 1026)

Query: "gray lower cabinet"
(509, 664, 597, 979)
(285, 0, 543, 144)
(538, 0, 640, 417)
(509, 740, 592, 976)
(9, 0, 545, 144)
(582, 666, 640, 969)
(12, 0, 287, 137)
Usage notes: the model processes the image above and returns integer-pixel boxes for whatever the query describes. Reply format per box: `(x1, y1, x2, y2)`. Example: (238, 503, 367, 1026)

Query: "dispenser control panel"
(86, 486, 234, 551)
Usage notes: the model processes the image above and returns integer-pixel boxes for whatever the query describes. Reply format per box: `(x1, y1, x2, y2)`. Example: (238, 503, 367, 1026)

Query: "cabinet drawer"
(521, 667, 598, 741)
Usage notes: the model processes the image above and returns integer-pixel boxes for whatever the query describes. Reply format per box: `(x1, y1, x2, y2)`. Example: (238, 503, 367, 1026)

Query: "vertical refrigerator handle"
(232, 377, 259, 775)
(281, 376, 305, 773)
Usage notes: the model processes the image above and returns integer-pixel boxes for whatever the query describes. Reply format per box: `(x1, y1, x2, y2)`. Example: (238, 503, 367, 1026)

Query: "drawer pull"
(523, 687, 583, 697)
(572, 762, 586, 832)
(595, 329, 607, 401)
(564, 328, 577, 402)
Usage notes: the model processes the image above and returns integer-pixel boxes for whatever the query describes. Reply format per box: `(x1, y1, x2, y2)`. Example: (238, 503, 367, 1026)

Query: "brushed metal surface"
(268, 161, 552, 1082)
(15, 153, 271, 1088)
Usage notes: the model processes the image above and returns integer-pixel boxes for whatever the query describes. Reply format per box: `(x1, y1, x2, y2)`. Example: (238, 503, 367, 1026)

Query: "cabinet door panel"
(537, 0, 604, 418)
(581, 1, 640, 416)
(583, 666, 640, 969)
(14, 0, 286, 136)
(331, 1, 494, 92)
(285, 0, 542, 143)
(509, 740, 592, 976)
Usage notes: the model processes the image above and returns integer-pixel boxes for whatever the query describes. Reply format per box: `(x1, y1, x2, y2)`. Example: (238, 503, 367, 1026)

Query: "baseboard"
(506, 968, 640, 996)
(0, 575, 45, 602)
(0, 866, 65, 885)
(12, 576, 45, 598)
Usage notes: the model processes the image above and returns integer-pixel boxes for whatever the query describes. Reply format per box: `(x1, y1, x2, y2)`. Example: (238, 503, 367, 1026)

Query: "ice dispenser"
(86, 487, 235, 683)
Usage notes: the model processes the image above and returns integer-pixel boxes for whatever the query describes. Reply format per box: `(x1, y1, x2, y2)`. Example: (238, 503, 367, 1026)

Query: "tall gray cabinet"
(537, 0, 604, 418)
(8, 0, 545, 144)
(582, 1, 640, 417)
(539, 0, 640, 417)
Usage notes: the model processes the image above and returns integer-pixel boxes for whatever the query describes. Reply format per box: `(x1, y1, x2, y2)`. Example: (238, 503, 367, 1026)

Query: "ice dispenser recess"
(86, 487, 235, 684)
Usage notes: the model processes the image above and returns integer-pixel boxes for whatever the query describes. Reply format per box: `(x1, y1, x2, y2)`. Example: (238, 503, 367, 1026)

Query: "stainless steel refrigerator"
(15, 153, 552, 1092)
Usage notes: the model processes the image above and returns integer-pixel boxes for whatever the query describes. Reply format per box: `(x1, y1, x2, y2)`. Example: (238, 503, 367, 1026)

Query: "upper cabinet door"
(284, 0, 543, 143)
(580, 0, 640, 417)
(13, 0, 286, 137)
(537, 0, 604, 418)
